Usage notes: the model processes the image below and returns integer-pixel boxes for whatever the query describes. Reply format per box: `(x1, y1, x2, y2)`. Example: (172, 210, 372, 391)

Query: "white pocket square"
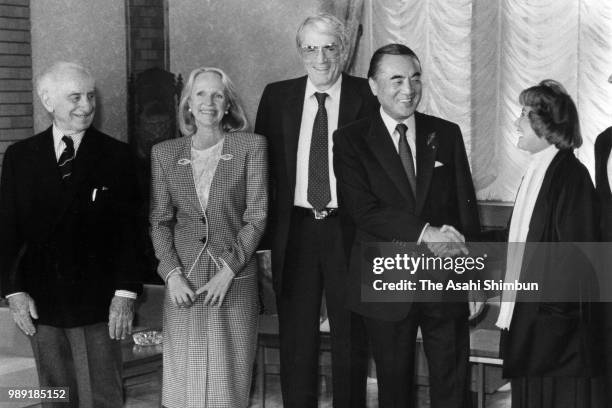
(434, 161, 444, 168)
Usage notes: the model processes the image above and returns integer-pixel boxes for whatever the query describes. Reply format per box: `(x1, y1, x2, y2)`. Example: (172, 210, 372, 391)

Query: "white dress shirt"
(294, 76, 342, 208)
(52, 125, 85, 159)
(6, 124, 136, 300)
(496, 144, 559, 329)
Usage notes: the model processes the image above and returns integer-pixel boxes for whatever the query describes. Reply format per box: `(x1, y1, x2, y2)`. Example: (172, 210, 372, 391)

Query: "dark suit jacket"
(595, 127, 612, 241)
(0, 127, 143, 327)
(499, 150, 603, 378)
(333, 111, 480, 321)
(254, 73, 378, 294)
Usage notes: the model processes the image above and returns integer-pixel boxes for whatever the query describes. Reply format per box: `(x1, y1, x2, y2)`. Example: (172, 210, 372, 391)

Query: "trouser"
(30, 322, 123, 408)
(278, 209, 369, 408)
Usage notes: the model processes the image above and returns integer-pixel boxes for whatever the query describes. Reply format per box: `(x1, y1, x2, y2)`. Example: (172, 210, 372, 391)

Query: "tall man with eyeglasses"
(255, 13, 377, 408)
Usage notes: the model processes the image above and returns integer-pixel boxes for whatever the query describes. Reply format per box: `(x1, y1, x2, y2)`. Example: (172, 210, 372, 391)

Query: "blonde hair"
(178, 67, 248, 136)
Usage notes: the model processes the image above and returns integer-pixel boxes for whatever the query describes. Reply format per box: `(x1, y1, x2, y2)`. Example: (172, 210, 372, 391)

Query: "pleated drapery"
(352, 0, 612, 201)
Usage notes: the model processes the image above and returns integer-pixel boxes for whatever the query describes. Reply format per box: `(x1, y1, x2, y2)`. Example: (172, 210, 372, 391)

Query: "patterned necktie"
(396, 123, 417, 197)
(58, 135, 75, 181)
(307, 92, 331, 211)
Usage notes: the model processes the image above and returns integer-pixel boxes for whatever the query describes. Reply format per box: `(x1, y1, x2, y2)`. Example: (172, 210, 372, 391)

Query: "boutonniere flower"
(220, 154, 233, 161)
(178, 158, 191, 165)
(426, 132, 438, 150)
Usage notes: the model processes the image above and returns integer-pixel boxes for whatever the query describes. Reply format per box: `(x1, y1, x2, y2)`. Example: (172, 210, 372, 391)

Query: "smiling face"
(42, 68, 96, 133)
(299, 24, 343, 91)
(368, 54, 422, 121)
(188, 71, 229, 130)
(515, 106, 550, 153)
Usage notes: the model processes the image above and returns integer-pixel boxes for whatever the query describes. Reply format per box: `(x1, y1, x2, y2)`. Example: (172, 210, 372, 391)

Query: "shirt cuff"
(416, 223, 430, 245)
(114, 290, 137, 299)
(5, 292, 25, 299)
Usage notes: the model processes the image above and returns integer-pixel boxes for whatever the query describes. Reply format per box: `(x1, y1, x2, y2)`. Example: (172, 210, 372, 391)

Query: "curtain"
(319, 0, 365, 72)
(355, 0, 612, 201)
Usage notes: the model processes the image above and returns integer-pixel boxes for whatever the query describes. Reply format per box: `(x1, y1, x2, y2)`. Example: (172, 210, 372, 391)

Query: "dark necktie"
(307, 92, 331, 211)
(396, 123, 417, 197)
(58, 135, 75, 181)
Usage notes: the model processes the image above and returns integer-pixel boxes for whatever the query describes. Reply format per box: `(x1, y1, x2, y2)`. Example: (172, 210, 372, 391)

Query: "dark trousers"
(277, 209, 368, 408)
(29, 323, 123, 408)
(363, 303, 471, 408)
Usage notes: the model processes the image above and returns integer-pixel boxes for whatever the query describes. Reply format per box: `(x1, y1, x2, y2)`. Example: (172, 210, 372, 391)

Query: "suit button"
(201, 217, 207, 224)
(200, 237, 207, 245)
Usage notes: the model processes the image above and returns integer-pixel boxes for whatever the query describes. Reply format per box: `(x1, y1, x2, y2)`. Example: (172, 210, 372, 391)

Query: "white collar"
(52, 125, 86, 152)
(379, 107, 416, 138)
(305, 75, 342, 101)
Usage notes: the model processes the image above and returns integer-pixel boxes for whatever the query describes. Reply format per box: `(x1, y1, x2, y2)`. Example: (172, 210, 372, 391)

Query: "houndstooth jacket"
(150, 131, 268, 282)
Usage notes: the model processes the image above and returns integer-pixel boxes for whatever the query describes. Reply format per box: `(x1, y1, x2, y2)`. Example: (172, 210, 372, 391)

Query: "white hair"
(36, 61, 94, 102)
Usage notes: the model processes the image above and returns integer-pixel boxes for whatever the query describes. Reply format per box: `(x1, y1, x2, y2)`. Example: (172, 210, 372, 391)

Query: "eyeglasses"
(300, 43, 341, 60)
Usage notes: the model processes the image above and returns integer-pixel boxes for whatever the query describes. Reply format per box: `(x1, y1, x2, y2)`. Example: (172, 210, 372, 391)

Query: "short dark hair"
(519, 79, 581, 150)
(367, 43, 421, 79)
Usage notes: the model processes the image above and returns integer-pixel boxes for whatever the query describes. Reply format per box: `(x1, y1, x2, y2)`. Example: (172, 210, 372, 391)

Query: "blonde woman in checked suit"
(150, 66, 268, 408)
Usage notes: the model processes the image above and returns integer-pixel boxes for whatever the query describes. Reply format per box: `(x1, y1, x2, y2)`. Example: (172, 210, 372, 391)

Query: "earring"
(188, 107, 192, 112)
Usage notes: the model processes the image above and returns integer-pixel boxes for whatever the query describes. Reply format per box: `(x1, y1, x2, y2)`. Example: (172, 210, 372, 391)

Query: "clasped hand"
(168, 264, 234, 308)
(422, 225, 469, 257)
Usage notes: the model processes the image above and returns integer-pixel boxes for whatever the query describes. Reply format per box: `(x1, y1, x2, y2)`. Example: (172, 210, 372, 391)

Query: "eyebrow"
(390, 74, 405, 80)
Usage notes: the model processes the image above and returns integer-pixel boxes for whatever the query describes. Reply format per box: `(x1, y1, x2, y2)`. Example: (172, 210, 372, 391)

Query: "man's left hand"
(108, 296, 135, 340)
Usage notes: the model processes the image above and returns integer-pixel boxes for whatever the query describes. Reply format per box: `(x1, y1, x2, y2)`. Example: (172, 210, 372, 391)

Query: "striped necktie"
(58, 135, 75, 181)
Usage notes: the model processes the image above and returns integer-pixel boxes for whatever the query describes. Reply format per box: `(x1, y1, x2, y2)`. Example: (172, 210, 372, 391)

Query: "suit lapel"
(177, 135, 204, 215)
(338, 74, 363, 127)
(414, 112, 437, 215)
(525, 151, 564, 243)
(34, 127, 63, 193)
(281, 77, 306, 193)
(366, 113, 415, 205)
(31, 128, 64, 237)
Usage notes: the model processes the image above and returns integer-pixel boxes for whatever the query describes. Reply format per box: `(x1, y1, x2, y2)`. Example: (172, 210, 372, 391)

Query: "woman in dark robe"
(495, 80, 604, 408)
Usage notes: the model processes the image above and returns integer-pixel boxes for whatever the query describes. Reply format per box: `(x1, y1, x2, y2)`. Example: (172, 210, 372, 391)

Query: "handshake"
(421, 224, 468, 257)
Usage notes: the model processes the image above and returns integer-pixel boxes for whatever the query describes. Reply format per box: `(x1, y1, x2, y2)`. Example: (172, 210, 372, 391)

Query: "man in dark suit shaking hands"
(0, 62, 142, 407)
(333, 44, 481, 408)
(255, 13, 377, 408)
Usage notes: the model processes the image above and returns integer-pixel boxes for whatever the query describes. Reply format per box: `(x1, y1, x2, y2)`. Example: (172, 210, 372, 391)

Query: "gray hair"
(295, 13, 348, 57)
(178, 66, 248, 136)
(36, 61, 94, 101)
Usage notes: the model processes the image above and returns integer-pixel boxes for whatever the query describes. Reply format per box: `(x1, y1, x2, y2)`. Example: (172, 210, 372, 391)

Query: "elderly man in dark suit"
(333, 43, 481, 408)
(0, 61, 142, 407)
(255, 13, 377, 408)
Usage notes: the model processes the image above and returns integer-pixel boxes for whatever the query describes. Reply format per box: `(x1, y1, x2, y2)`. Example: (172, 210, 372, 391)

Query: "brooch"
(426, 132, 438, 150)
